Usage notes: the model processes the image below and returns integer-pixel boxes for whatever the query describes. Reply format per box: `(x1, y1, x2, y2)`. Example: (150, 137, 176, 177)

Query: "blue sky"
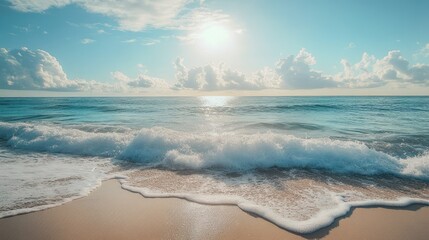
(1, 0, 429, 96)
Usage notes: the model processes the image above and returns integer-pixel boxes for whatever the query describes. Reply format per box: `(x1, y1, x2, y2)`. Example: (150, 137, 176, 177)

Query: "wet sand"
(0, 180, 428, 240)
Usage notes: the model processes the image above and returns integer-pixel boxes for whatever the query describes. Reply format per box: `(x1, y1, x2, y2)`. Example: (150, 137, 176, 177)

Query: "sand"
(0, 180, 428, 240)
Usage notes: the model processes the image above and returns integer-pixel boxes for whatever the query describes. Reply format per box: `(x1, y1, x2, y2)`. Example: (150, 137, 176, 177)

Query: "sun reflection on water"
(199, 96, 234, 107)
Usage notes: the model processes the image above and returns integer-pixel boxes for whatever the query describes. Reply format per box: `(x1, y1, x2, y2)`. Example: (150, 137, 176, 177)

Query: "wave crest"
(0, 122, 427, 178)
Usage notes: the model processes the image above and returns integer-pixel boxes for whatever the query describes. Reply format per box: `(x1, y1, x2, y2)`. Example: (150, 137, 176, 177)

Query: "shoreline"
(120, 177, 429, 235)
(1, 179, 429, 240)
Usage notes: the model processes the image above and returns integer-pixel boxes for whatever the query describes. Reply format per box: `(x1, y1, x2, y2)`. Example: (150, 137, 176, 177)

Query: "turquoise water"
(0, 96, 428, 233)
(1, 96, 428, 157)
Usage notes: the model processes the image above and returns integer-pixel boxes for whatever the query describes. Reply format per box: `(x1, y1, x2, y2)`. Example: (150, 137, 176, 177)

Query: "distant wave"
(0, 122, 428, 179)
(243, 122, 324, 131)
(228, 104, 341, 114)
(272, 104, 340, 111)
(36, 104, 127, 113)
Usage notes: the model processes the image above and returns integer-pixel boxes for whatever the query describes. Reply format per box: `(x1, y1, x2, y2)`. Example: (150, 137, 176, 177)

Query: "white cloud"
(0, 47, 112, 91)
(8, 0, 71, 12)
(337, 50, 429, 87)
(175, 8, 235, 43)
(81, 38, 95, 44)
(275, 49, 337, 89)
(129, 75, 170, 88)
(251, 67, 281, 89)
(142, 39, 160, 46)
(337, 53, 384, 88)
(0, 47, 79, 90)
(8, 1, 237, 34)
(0, 47, 169, 93)
(173, 48, 429, 91)
(122, 39, 137, 43)
(2, 47, 428, 93)
(420, 43, 429, 57)
(8, 0, 194, 31)
(122, 38, 160, 45)
(111, 71, 130, 83)
(175, 7, 230, 31)
(173, 58, 274, 90)
(111, 71, 170, 89)
(410, 64, 429, 85)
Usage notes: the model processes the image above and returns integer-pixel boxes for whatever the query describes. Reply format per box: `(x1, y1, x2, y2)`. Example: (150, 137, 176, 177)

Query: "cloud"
(0, 47, 168, 93)
(410, 64, 429, 84)
(250, 67, 281, 89)
(346, 42, 356, 49)
(173, 49, 347, 91)
(8, 0, 71, 12)
(173, 58, 275, 90)
(337, 50, 429, 87)
(173, 48, 429, 91)
(122, 39, 137, 43)
(175, 8, 236, 43)
(142, 39, 160, 46)
(275, 49, 337, 89)
(2, 47, 427, 93)
(81, 38, 95, 44)
(0, 47, 111, 91)
(8, 0, 195, 31)
(8, 1, 236, 34)
(177, 7, 230, 29)
(129, 75, 169, 88)
(111, 71, 129, 83)
(0, 47, 79, 90)
(337, 53, 384, 88)
(419, 43, 429, 57)
(122, 38, 160, 45)
(111, 71, 170, 89)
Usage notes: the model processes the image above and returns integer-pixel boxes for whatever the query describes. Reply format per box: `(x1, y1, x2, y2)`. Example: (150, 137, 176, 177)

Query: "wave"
(120, 178, 429, 234)
(0, 122, 129, 157)
(243, 122, 324, 131)
(41, 104, 127, 113)
(272, 103, 340, 111)
(1, 121, 428, 234)
(226, 104, 341, 114)
(0, 122, 428, 178)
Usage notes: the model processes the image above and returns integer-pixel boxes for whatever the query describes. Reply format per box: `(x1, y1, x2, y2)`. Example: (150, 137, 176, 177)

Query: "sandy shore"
(0, 180, 428, 240)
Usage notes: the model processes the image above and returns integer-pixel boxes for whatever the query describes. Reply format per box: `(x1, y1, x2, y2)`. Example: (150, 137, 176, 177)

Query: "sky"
(1, 0, 429, 96)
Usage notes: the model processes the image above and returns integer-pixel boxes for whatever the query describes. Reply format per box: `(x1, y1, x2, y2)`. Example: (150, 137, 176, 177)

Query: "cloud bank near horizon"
(1, 47, 428, 93)
(173, 48, 429, 91)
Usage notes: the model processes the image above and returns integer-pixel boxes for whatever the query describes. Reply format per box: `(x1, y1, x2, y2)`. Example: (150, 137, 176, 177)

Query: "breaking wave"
(1, 122, 428, 179)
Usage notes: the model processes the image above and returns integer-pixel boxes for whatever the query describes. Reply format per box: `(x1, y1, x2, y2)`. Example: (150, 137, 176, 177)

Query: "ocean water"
(0, 96, 428, 233)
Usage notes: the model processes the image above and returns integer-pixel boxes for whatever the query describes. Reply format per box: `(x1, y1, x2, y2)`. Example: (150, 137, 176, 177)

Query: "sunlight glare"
(198, 24, 232, 52)
(199, 96, 234, 107)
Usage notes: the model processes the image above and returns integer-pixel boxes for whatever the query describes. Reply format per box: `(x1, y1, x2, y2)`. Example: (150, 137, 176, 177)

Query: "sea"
(0, 96, 428, 233)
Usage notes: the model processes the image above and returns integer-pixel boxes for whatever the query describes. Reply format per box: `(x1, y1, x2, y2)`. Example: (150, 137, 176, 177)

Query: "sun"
(198, 24, 233, 52)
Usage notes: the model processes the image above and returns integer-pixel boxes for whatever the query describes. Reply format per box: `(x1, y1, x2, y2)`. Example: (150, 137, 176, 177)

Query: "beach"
(1, 179, 428, 240)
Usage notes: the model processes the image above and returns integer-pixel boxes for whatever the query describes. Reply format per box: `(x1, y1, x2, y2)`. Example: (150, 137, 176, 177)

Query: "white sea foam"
(1, 121, 429, 234)
(121, 170, 429, 233)
(0, 122, 130, 157)
(0, 122, 427, 177)
(0, 146, 116, 218)
(400, 153, 429, 178)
